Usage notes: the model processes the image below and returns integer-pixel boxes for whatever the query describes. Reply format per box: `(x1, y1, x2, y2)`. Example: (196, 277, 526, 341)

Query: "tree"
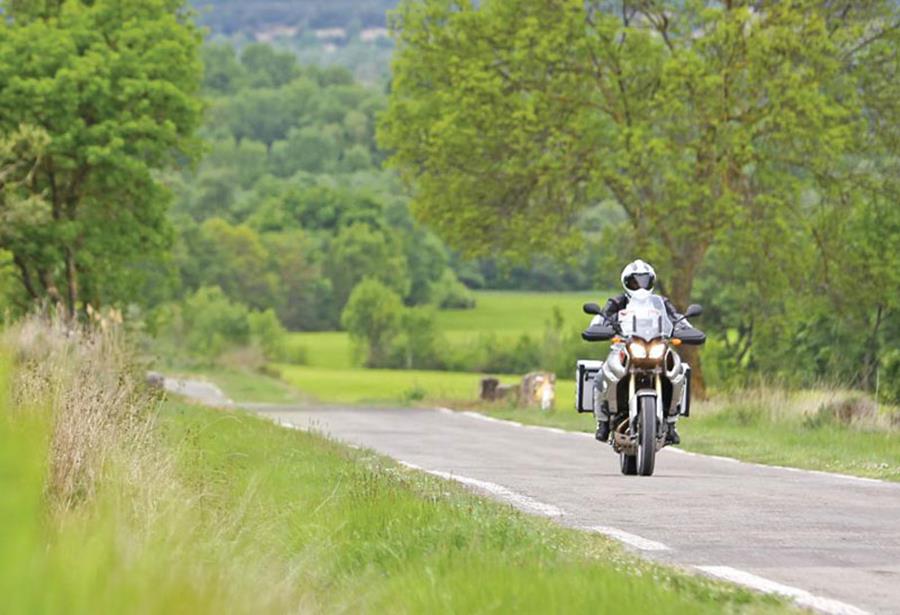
(341, 278, 404, 367)
(0, 0, 203, 317)
(326, 222, 411, 310)
(380, 0, 900, 393)
(195, 218, 279, 311)
(394, 305, 442, 369)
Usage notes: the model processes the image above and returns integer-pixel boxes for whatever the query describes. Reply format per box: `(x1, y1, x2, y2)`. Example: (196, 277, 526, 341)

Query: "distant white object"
(540, 380, 554, 411)
(360, 27, 389, 42)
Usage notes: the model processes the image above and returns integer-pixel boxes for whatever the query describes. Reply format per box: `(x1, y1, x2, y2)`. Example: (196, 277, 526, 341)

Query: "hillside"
(192, 0, 397, 35)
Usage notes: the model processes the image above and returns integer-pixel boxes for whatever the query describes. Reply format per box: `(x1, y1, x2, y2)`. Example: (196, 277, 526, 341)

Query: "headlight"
(648, 342, 666, 360)
(628, 342, 647, 358)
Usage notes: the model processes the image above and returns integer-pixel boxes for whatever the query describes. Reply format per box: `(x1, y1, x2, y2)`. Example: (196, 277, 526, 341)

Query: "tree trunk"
(13, 254, 40, 301)
(64, 247, 78, 321)
(668, 256, 708, 400)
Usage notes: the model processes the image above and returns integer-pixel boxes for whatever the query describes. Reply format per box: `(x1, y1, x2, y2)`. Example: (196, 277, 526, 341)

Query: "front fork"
(627, 371, 664, 433)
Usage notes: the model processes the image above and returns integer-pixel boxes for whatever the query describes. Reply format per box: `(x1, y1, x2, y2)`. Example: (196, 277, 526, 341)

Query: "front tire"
(637, 396, 657, 476)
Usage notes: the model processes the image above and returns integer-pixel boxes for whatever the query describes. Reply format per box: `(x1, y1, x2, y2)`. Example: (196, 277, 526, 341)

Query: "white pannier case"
(575, 360, 603, 413)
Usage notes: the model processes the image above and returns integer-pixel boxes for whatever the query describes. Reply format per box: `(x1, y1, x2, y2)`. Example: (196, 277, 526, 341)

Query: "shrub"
(341, 278, 403, 367)
(182, 286, 251, 358)
(430, 269, 476, 309)
(879, 349, 900, 405)
(392, 306, 444, 369)
(248, 308, 288, 360)
(167, 287, 291, 363)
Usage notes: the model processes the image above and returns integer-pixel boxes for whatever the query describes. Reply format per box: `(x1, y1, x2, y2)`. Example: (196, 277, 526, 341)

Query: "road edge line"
(398, 461, 565, 517)
(695, 565, 870, 615)
(584, 526, 671, 551)
(439, 407, 896, 486)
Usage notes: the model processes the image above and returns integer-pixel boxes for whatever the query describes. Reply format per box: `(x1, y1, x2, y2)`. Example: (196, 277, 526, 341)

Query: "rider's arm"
(601, 294, 628, 321)
(663, 297, 685, 324)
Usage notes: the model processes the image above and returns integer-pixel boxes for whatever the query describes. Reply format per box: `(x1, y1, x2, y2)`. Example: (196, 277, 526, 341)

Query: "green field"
(435, 290, 604, 334)
(287, 290, 605, 370)
(273, 363, 520, 405)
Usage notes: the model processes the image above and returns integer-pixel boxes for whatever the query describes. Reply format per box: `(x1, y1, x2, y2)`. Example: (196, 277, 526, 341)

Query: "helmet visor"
(625, 272, 655, 291)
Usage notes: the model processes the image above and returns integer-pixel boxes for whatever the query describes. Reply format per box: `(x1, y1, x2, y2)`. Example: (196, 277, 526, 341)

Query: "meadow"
(286, 290, 604, 370)
(272, 290, 597, 407)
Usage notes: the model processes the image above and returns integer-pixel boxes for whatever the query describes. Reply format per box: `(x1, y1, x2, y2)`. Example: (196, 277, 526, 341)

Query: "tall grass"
(0, 317, 308, 613)
(679, 387, 900, 480)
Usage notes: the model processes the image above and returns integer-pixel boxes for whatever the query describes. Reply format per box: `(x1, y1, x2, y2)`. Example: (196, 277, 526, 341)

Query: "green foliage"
(382, 0, 900, 391)
(247, 309, 289, 361)
(182, 286, 252, 358)
(0, 0, 203, 315)
(430, 268, 476, 309)
(341, 278, 404, 367)
(327, 223, 411, 309)
(392, 305, 443, 369)
(166, 43, 477, 330)
(880, 350, 900, 405)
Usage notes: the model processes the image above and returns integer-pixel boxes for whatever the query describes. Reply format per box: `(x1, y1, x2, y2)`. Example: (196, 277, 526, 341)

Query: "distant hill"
(191, 0, 398, 37)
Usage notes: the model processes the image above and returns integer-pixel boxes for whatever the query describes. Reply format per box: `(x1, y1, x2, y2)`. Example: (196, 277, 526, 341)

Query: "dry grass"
(6, 315, 159, 511)
(692, 387, 899, 431)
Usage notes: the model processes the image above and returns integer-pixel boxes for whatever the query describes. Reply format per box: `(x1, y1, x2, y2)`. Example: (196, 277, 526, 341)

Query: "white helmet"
(621, 259, 656, 298)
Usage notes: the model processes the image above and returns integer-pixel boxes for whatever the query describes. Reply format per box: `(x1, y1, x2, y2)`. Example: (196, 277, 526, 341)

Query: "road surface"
(175, 385, 900, 614)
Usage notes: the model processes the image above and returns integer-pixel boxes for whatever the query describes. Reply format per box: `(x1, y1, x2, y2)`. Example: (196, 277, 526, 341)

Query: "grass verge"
(474, 390, 900, 482)
(1, 320, 791, 613)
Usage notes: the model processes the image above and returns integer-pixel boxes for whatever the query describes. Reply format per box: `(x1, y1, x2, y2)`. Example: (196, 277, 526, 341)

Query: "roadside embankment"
(0, 318, 792, 613)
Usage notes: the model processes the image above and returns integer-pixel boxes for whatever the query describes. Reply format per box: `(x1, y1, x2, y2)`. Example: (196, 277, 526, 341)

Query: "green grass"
(287, 290, 605, 369)
(154, 400, 788, 614)
(1, 335, 791, 614)
(679, 395, 900, 481)
(274, 363, 520, 405)
(435, 290, 604, 334)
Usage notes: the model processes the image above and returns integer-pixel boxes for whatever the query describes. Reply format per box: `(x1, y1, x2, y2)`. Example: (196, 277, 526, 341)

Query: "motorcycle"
(575, 294, 705, 476)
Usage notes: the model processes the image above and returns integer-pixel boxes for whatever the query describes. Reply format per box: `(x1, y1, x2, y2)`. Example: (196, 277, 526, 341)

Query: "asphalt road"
(247, 403, 900, 615)
(167, 377, 899, 615)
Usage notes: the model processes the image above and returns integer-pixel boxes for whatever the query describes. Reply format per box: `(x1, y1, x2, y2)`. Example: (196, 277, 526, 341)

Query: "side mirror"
(583, 302, 603, 315)
(684, 304, 703, 319)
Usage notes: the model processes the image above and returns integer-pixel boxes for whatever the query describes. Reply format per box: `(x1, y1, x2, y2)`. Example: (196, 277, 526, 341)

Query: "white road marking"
(460, 410, 525, 427)
(667, 447, 892, 486)
(585, 526, 671, 551)
(398, 460, 565, 517)
(457, 409, 594, 438)
(696, 566, 870, 615)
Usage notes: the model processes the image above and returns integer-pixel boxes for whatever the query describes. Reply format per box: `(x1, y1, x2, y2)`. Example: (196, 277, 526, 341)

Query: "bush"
(341, 278, 403, 367)
(248, 308, 288, 360)
(430, 269, 476, 309)
(163, 287, 291, 363)
(391, 306, 444, 369)
(879, 349, 900, 405)
(182, 286, 251, 358)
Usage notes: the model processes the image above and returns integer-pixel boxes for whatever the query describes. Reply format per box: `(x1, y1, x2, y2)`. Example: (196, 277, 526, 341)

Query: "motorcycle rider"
(592, 259, 690, 445)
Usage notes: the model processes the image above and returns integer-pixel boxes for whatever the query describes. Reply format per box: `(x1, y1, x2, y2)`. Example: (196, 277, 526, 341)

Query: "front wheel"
(637, 396, 657, 476)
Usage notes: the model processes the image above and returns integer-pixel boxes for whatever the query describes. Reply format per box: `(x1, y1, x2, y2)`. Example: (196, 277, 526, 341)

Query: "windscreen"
(617, 295, 673, 340)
